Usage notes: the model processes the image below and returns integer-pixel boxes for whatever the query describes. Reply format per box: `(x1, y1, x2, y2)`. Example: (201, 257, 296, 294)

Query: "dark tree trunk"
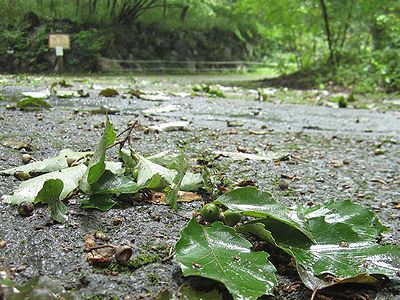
(319, 0, 335, 65)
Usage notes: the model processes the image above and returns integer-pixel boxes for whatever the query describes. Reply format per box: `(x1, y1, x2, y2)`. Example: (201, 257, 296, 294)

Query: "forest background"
(0, 0, 399, 93)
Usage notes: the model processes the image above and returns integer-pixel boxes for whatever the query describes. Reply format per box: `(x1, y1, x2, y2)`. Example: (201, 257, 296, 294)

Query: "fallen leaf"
(147, 191, 201, 204)
(99, 88, 119, 97)
(87, 246, 116, 264)
(84, 235, 96, 251)
(17, 97, 52, 111)
(143, 105, 179, 115)
(148, 121, 190, 133)
(2, 164, 87, 205)
(330, 161, 344, 168)
(175, 219, 277, 300)
(21, 90, 50, 98)
(2, 139, 32, 150)
(0, 149, 91, 176)
(90, 106, 120, 115)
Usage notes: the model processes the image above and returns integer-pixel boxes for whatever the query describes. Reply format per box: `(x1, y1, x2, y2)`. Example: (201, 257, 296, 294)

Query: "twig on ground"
(107, 120, 138, 150)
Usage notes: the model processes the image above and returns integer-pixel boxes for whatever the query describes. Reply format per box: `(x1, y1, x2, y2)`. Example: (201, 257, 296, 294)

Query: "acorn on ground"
(18, 202, 34, 217)
(222, 210, 242, 227)
(199, 203, 223, 223)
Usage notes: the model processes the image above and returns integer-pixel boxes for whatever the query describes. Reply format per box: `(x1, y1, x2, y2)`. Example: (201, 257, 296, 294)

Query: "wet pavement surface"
(0, 75, 399, 299)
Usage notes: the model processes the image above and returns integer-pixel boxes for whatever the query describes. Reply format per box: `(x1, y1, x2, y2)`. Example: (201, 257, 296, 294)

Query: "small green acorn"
(199, 203, 222, 223)
(14, 171, 31, 181)
(222, 210, 242, 227)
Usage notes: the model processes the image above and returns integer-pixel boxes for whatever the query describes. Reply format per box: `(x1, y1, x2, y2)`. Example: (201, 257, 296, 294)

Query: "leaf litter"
(0, 116, 399, 298)
(0, 116, 204, 220)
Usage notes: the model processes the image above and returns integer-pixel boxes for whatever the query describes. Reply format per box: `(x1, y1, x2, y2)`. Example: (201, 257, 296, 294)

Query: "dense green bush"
(68, 29, 115, 72)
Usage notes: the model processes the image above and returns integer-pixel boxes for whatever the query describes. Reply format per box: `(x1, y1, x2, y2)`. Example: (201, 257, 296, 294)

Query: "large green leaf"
(299, 200, 388, 242)
(175, 219, 277, 300)
(0, 149, 91, 176)
(82, 194, 117, 212)
(135, 153, 203, 192)
(91, 170, 141, 195)
(79, 116, 116, 193)
(1, 164, 87, 205)
(146, 151, 180, 168)
(34, 179, 68, 223)
(239, 199, 400, 291)
(135, 154, 175, 188)
(214, 187, 314, 241)
(291, 242, 400, 281)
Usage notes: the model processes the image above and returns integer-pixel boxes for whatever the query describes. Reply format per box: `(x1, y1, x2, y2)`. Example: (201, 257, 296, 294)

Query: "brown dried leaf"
(84, 235, 96, 251)
(87, 246, 116, 264)
(147, 191, 201, 204)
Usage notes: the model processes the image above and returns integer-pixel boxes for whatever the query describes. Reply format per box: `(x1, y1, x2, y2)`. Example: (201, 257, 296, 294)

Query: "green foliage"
(34, 179, 67, 223)
(69, 29, 115, 71)
(2, 164, 87, 205)
(176, 187, 400, 298)
(16, 97, 52, 111)
(0, 116, 203, 220)
(175, 219, 277, 300)
(79, 116, 116, 193)
(0, 0, 398, 90)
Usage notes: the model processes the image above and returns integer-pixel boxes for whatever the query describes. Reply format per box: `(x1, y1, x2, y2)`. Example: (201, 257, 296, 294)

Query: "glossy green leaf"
(299, 199, 388, 242)
(80, 116, 116, 193)
(2, 164, 87, 205)
(0, 149, 91, 176)
(214, 187, 314, 241)
(82, 194, 117, 212)
(175, 219, 277, 300)
(34, 179, 67, 223)
(239, 199, 400, 291)
(292, 242, 400, 281)
(91, 170, 141, 195)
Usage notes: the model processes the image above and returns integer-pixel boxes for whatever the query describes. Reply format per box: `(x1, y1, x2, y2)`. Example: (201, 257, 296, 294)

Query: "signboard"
(55, 46, 64, 57)
(48, 34, 70, 49)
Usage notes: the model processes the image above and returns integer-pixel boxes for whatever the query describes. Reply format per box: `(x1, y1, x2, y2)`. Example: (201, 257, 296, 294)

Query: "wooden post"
(49, 34, 70, 74)
(55, 46, 64, 74)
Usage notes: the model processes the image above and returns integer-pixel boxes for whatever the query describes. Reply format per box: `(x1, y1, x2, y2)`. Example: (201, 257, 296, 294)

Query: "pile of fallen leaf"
(1, 115, 399, 300)
(0, 116, 204, 222)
